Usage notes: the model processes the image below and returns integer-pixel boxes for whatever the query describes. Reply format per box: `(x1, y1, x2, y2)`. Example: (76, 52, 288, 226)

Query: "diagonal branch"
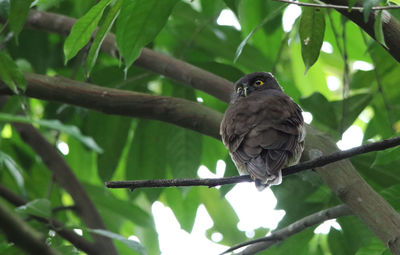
(105, 135, 400, 189)
(11, 123, 118, 255)
(222, 204, 352, 255)
(0, 184, 100, 254)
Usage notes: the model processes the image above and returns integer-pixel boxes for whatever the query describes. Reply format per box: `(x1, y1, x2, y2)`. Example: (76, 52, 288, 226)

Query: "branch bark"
(0, 184, 100, 254)
(226, 205, 352, 255)
(0, 201, 62, 255)
(0, 73, 222, 139)
(11, 123, 118, 255)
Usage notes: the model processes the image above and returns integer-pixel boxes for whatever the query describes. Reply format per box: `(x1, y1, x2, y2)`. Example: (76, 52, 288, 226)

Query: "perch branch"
(223, 204, 352, 255)
(0, 184, 100, 254)
(106, 135, 400, 189)
(0, 201, 62, 255)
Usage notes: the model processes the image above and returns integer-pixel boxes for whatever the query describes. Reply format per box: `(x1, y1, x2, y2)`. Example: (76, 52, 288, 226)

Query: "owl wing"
(220, 90, 304, 184)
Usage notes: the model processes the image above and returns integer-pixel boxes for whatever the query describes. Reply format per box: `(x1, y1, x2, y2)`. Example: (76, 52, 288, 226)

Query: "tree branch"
(0, 73, 222, 139)
(11, 123, 118, 255)
(0, 201, 62, 255)
(106, 135, 400, 189)
(0, 184, 100, 254)
(272, 0, 400, 10)
(223, 204, 352, 255)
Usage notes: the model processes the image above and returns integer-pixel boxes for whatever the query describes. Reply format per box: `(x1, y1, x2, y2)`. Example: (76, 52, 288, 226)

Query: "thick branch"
(0, 184, 99, 254)
(11, 123, 117, 255)
(0, 201, 61, 255)
(225, 205, 352, 255)
(0, 73, 222, 139)
(106, 135, 400, 189)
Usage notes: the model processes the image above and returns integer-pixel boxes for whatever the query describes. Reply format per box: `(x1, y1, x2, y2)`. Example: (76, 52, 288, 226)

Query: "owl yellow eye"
(254, 80, 264, 87)
(236, 87, 242, 93)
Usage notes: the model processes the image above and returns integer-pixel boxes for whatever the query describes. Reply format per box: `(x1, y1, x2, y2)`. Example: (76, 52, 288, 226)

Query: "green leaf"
(0, 52, 26, 93)
(300, 92, 338, 130)
(9, 0, 33, 39)
(15, 198, 51, 218)
(199, 187, 246, 245)
(86, 0, 122, 76)
(116, 0, 179, 72)
(373, 11, 387, 47)
(373, 146, 400, 166)
(380, 184, 400, 211)
(166, 84, 202, 178)
(362, 0, 381, 22)
(299, 7, 325, 73)
(84, 112, 131, 181)
(88, 229, 146, 255)
(0, 151, 25, 196)
(63, 0, 112, 64)
(0, 113, 103, 153)
(332, 93, 373, 132)
(355, 238, 387, 255)
(126, 120, 168, 201)
(163, 187, 200, 232)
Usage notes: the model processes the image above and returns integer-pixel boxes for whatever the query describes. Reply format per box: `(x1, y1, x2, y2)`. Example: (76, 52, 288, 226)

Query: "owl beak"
(242, 82, 248, 97)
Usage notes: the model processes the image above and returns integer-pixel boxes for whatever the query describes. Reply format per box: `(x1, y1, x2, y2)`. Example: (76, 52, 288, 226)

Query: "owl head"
(232, 72, 283, 101)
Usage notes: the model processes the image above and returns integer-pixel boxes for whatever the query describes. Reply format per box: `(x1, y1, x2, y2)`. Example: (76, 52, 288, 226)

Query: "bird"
(220, 72, 305, 190)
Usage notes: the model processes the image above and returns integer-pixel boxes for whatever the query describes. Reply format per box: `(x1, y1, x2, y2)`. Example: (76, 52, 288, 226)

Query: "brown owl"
(220, 72, 305, 190)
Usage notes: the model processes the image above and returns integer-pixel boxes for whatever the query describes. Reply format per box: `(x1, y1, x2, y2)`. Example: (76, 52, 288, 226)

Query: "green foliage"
(0, 52, 26, 93)
(115, 0, 179, 73)
(9, 0, 33, 39)
(1, 0, 400, 254)
(64, 0, 112, 64)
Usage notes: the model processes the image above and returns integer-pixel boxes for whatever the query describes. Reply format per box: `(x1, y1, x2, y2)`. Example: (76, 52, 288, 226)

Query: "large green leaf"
(0, 151, 26, 196)
(0, 113, 102, 153)
(0, 52, 26, 93)
(166, 85, 202, 178)
(162, 187, 200, 233)
(86, 0, 122, 76)
(116, 0, 179, 72)
(63, 0, 112, 63)
(125, 119, 169, 201)
(299, 7, 325, 73)
(84, 112, 131, 181)
(199, 187, 246, 245)
(9, 0, 33, 39)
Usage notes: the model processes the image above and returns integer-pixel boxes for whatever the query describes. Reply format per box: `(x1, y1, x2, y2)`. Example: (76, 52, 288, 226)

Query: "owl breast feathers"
(220, 72, 305, 190)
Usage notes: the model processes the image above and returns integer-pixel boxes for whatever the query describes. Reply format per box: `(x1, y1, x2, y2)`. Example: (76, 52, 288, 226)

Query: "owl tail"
(254, 170, 282, 191)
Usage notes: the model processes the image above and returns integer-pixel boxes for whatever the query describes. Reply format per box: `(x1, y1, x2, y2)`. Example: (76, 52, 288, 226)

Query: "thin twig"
(271, 0, 400, 10)
(106, 135, 400, 189)
(340, 19, 350, 134)
(222, 204, 352, 254)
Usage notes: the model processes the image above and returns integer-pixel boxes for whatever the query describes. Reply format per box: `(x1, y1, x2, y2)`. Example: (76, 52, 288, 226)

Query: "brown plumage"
(220, 72, 305, 190)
